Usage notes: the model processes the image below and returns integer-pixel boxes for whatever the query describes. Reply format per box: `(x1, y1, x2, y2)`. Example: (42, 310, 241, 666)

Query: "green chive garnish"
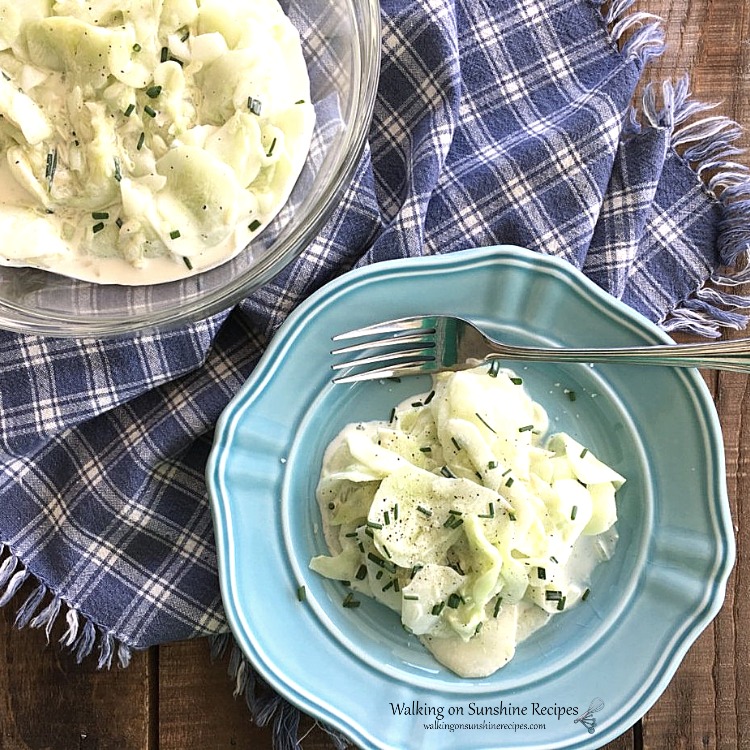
(557, 596, 567, 611)
(424, 390, 435, 404)
(248, 219, 261, 231)
(248, 97, 262, 116)
(92, 222, 105, 234)
(170, 230, 181, 240)
(493, 597, 503, 618)
(571, 505, 578, 520)
(160, 47, 169, 63)
(267, 137, 277, 157)
(124, 103, 135, 117)
(417, 505, 432, 517)
(488, 360, 501, 377)
(447, 593, 462, 609)
(144, 105, 157, 118)
(296, 585, 306, 602)
(566, 389, 577, 402)
(582, 588, 591, 601)
(133, 43, 142, 52)
(451, 437, 461, 451)
(537, 567, 546, 580)
(342, 593, 360, 608)
(403, 594, 419, 601)
(113, 158, 122, 182)
(183, 257, 193, 270)
(419, 446, 432, 453)
(146, 85, 162, 98)
(92, 212, 109, 220)
(580, 448, 589, 458)
(475, 412, 496, 434)
(487, 460, 497, 470)
(431, 601, 445, 616)
(545, 590, 562, 601)
(440, 466, 455, 478)
(505, 477, 514, 487)
(510, 376, 523, 385)
(518, 424, 534, 432)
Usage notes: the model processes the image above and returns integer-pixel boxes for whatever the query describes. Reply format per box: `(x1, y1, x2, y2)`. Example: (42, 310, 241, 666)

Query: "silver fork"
(330, 314, 750, 383)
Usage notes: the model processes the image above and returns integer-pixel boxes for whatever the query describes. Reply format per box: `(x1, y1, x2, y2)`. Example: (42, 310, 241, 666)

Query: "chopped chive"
(475, 622, 483, 635)
(570, 505, 578, 520)
(115, 218, 124, 229)
(566, 389, 577, 401)
(410, 564, 423, 579)
(545, 590, 562, 601)
(518, 424, 534, 432)
(403, 594, 419, 601)
(487, 460, 497, 470)
(488, 359, 501, 377)
(92, 222, 105, 234)
(342, 593, 360, 608)
(493, 597, 503, 618)
(137, 131, 146, 151)
(447, 593, 462, 609)
(381, 579, 394, 592)
(502, 468, 512, 476)
(180, 28, 190, 42)
(295, 99, 305, 104)
(505, 477, 514, 487)
(364, 527, 374, 539)
(582, 588, 591, 601)
(327, 502, 335, 511)
(417, 505, 432, 517)
(267, 137, 277, 157)
(248, 219, 262, 232)
(143, 105, 157, 118)
(478, 502, 495, 519)
(431, 601, 445, 616)
(113, 158, 122, 182)
(132, 43, 142, 52)
(183, 256, 193, 270)
(146, 85, 162, 98)
(419, 446, 432, 453)
(393, 578, 400, 593)
(424, 390, 435, 404)
(389, 407, 396, 423)
(124, 103, 135, 117)
(475, 412, 497, 434)
(411, 401, 423, 408)
(92, 212, 109, 220)
(392, 503, 399, 521)
(451, 437, 461, 451)
(550, 555, 559, 564)
(160, 46, 169, 62)
(440, 466, 455, 478)
(296, 585, 306, 602)
(556, 595, 567, 611)
(383, 511, 390, 526)
(248, 97, 262, 116)
(508, 512, 517, 521)
(537, 567, 546, 580)
(580, 447, 589, 459)
(382, 545, 392, 559)
(375, 570, 383, 580)
(510, 376, 523, 385)
(169, 229, 181, 240)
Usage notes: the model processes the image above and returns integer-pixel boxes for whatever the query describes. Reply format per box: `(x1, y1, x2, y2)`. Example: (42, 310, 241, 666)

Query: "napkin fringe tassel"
(209, 632, 350, 750)
(602, 0, 666, 67)
(0, 546, 133, 670)
(637, 77, 750, 336)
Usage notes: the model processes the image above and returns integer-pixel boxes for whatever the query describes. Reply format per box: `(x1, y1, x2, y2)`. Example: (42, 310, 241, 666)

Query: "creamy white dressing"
(0, 0, 314, 284)
(310, 365, 625, 678)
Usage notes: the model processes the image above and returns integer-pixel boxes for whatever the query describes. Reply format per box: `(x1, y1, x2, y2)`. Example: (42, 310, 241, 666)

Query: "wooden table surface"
(2, 2, 750, 748)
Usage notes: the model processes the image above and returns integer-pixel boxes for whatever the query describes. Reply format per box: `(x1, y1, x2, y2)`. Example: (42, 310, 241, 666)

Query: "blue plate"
(206, 246, 734, 750)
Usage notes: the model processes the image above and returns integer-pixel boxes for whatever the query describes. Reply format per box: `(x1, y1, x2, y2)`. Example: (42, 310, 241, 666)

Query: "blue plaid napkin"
(2, 0, 749, 745)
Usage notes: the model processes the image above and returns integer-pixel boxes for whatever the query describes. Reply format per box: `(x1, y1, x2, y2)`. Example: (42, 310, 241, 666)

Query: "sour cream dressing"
(0, 0, 314, 284)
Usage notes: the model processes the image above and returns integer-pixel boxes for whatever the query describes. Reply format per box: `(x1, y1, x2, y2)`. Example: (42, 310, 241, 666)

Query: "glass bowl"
(0, 0, 381, 337)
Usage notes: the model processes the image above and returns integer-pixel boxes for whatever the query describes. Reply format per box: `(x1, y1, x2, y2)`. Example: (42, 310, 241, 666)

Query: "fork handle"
(485, 339, 750, 373)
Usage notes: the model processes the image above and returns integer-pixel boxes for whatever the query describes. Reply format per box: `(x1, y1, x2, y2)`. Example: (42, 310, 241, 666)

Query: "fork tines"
(330, 317, 437, 382)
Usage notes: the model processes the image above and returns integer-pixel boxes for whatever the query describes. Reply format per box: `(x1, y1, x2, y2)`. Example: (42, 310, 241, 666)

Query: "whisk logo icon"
(574, 697, 604, 734)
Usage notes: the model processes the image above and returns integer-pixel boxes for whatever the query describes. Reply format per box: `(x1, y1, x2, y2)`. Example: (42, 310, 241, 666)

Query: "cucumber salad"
(0, 0, 314, 283)
(311, 364, 625, 678)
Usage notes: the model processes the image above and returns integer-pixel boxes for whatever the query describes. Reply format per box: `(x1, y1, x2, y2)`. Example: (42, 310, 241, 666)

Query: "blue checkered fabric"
(1, 0, 748, 741)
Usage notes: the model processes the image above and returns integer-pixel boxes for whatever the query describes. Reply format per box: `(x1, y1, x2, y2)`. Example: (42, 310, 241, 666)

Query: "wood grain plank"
(0, 581, 152, 750)
(157, 638, 334, 750)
